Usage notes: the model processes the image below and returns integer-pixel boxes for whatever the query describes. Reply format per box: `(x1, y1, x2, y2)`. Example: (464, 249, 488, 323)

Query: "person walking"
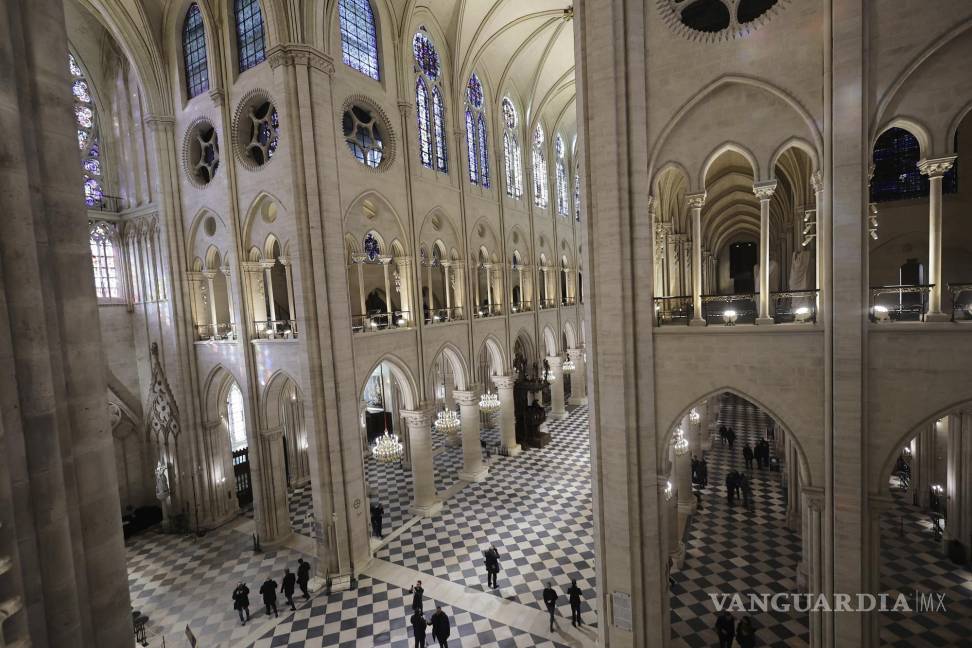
(483, 545, 500, 589)
(232, 582, 250, 625)
(259, 577, 279, 618)
(725, 472, 735, 505)
(742, 443, 754, 470)
(566, 580, 583, 627)
(741, 475, 753, 511)
(727, 427, 736, 448)
(371, 500, 384, 539)
(736, 615, 756, 648)
(409, 580, 425, 615)
(410, 610, 429, 648)
(297, 558, 311, 599)
(700, 458, 708, 488)
(282, 568, 297, 611)
(429, 606, 450, 647)
(542, 582, 559, 631)
(715, 610, 735, 648)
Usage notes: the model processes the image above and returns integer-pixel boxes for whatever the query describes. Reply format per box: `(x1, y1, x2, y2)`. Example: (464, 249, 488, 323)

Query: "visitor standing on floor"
(410, 610, 428, 648)
(743, 443, 754, 470)
(566, 579, 583, 627)
(727, 427, 736, 448)
(430, 606, 450, 647)
(736, 615, 756, 648)
(297, 558, 311, 599)
(715, 610, 735, 648)
(483, 545, 501, 588)
(409, 580, 425, 614)
(260, 577, 279, 618)
(741, 475, 753, 511)
(700, 457, 708, 487)
(371, 499, 384, 539)
(725, 472, 735, 505)
(232, 582, 250, 625)
(282, 568, 297, 611)
(543, 582, 559, 631)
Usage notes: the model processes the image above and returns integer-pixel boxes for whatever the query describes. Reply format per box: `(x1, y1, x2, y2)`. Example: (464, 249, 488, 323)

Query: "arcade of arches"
(2, 1, 972, 647)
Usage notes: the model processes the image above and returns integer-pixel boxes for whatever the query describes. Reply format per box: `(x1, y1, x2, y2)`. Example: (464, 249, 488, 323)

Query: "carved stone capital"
(267, 44, 335, 76)
(753, 180, 778, 200)
(398, 100, 412, 117)
(810, 170, 824, 193)
(491, 375, 515, 390)
(546, 355, 564, 368)
(208, 88, 225, 106)
(144, 114, 176, 132)
(452, 389, 480, 407)
(802, 486, 825, 513)
(685, 192, 706, 209)
(401, 408, 433, 429)
(917, 155, 957, 178)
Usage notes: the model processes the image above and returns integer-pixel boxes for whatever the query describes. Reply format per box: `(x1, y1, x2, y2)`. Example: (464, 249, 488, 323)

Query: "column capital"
(801, 485, 825, 512)
(144, 114, 176, 132)
(810, 170, 824, 193)
(491, 375, 515, 390)
(685, 192, 706, 208)
(753, 179, 778, 200)
(241, 261, 265, 272)
(546, 355, 564, 368)
(917, 155, 957, 178)
(452, 389, 480, 406)
(267, 43, 335, 75)
(400, 408, 433, 428)
(397, 100, 412, 117)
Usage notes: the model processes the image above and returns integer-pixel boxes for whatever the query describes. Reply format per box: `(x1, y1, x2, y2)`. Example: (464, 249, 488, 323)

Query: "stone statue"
(155, 459, 170, 501)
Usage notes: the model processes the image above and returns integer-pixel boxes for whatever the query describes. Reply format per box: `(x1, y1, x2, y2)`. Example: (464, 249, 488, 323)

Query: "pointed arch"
(428, 342, 470, 391)
(360, 355, 418, 410)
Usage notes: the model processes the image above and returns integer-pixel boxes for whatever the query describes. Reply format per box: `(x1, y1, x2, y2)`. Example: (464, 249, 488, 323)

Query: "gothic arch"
(261, 370, 304, 431)
(542, 324, 558, 357)
(563, 320, 577, 349)
(872, 117, 933, 159)
(359, 354, 418, 411)
(427, 342, 470, 391)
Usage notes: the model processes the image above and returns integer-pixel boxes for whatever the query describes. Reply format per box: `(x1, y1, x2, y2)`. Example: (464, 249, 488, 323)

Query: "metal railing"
(539, 298, 558, 310)
(253, 319, 298, 339)
(425, 306, 464, 324)
(195, 322, 238, 341)
(474, 303, 503, 318)
(771, 289, 819, 324)
(562, 296, 576, 306)
(869, 284, 932, 322)
(510, 300, 533, 313)
(701, 293, 757, 325)
(653, 296, 694, 326)
(948, 283, 972, 321)
(87, 194, 124, 213)
(352, 310, 412, 333)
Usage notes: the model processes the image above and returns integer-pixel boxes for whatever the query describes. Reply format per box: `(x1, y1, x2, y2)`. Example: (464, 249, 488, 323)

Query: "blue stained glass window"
(412, 32, 440, 80)
(182, 4, 209, 97)
(555, 135, 568, 215)
(364, 232, 381, 261)
(70, 53, 103, 208)
(465, 109, 478, 184)
(234, 0, 265, 72)
(467, 73, 483, 108)
(432, 86, 447, 172)
(574, 168, 581, 222)
(416, 78, 433, 168)
(338, 0, 380, 80)
(478, 114, 490, 189)
(870, 127, 958, 202)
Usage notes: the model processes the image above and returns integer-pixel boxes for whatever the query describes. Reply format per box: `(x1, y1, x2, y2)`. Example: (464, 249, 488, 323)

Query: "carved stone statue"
(154, 459, 170, 501)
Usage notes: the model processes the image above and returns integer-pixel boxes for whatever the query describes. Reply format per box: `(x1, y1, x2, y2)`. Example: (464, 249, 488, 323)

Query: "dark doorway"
(282, 436, 291, 487)
(898, 258, 925, 318)
(730, 241, 757, 293)
(232, 447, 252, 508)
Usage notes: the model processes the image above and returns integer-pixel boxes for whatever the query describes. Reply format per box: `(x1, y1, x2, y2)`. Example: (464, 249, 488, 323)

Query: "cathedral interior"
(1, 0, 971, 646)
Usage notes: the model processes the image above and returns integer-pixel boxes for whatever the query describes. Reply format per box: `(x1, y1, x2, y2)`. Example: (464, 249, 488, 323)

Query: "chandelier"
(665, 480, 673, 500)
(479, 391, 500, 414)
(672, 427, 689, 456)
(434, 409, 461, 435)
(562, 357, 576, 374)
(372, 430, 403, 463)
(689, 409, 700, 424)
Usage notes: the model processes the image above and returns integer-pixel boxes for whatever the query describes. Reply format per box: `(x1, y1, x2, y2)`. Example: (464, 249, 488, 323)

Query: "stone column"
(674, 435, 694, 515)
(687, 192, 707, 326)
(454, 389, 488, 482)
(960, 411, 972, 563)
(915, 424, 935, 508)
(382, 257, 393, 321)
(811, 171, 825, 316)
(918, 157, 956, 321)
(802, 488, 826, 648)
(280, 258, 296, 325)
(547, 356, 566, 419)
(256, 427, 292, 544)
(786, 434, 801, 531)
(203, 271, 219, 337)
(401, 409, 441, 516)
(442, 262, 452, 315)
(667, 474, 684, 568)
(865, 496, 895, 648)
(945, 413, 963, 552)
(754, 180, 778, 324)
(567, 347, 588, 405)
(492, 376, 520, 456)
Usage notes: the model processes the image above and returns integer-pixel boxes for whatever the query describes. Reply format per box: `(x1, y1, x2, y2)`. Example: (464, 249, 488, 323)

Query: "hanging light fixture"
(672, 427, 689, 456)
(665, 480, 674, 500)
(434, 409, 461, 434)
(562, 355, 576, 374)
(371, 364, 403, 463)
(689, 409, 700, 424)
(479, 390, 500, 414)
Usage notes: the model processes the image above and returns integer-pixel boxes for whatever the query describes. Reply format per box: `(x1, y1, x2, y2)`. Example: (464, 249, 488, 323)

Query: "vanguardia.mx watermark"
(709, 592, 947, 613)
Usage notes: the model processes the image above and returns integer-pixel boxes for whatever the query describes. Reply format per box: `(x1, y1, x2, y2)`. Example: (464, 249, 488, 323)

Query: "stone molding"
(753, 179, 778, 200)
(267, 44, 335, 75)
(917, 156, 957, 178)
(491, 375, 515, 390)
(685, 192, 706, 208)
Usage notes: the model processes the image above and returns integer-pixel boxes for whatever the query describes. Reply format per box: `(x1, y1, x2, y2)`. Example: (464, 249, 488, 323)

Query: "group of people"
(725, 470, 754, 509)
(408, 581, 452, 647)
(719, 425, 737, 447)
(691, 454, 709, 488)
(715, 610, 757, 648)
(742, 439, 772, 470)
(231, 558, 312, 625)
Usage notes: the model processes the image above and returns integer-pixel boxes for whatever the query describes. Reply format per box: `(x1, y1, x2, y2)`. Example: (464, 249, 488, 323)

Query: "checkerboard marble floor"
(670, 393, 809, 647)
(377, 405, 599, 627)
(879, 490, 972, 647)
(250, 574, 569, 648)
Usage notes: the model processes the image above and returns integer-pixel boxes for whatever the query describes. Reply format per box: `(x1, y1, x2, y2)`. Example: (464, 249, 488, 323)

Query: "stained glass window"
(414, 31, 447, 173)
(89, 221, 120, 299)
(555, 135, 568, 216)
(234, 0, 265, 72)
(463, 73, 489, 188)
(533, 125, 548, 208)
(343, 105, 384, 168)
(364, 232, 381, 261)
(870, 127, 957, 202)
(70, 53, 103, 208)
(227, 383, 248, 450)
(478, 114, 490, 188)
(502, 97, 522, 198)
(465, 109, 478, 184)
(574, 167, 581, 222)
(338, 0, 380, 80)
(182, 4, 209, 97)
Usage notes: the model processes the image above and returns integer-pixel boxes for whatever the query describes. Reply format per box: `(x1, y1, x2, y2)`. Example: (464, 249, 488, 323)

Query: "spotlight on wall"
(722, 309, 738, 326)
(868, 203, 879, 240)
(872, 304, 890, 322)
(665, 480, 673, 501)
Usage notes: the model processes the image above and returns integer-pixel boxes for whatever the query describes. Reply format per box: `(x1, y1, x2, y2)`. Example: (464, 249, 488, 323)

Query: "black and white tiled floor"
(250, 574, 568, 648)
(378, 405, 598, 626)
(879, 490, 972, 647)
(670, 393, 809, 647)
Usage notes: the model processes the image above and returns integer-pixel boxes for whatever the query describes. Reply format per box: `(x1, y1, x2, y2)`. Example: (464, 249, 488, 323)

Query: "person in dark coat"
(691, 455, 700, 484)
(409, 580, 425, 614)
(566, 579, 583, 627)
(725, 472, 735, 505)
(232, 582, 250, 625)
(259, 577, 279, 618)
(429, 606, 450, 647)
(282, 568, 297, 611)
(543, 582, 559, 631)
(715, 610, 735, 648)
(743, 443, 754, 469)
(371, 500, 384, 539)
(732, 471, 742, 499)
(736, 615, 756, 648)
(483, 545, 500, 588)
(700, 458, 708, 488)
(297, 558, 311, 599)
(410, 611, 429, 648)
(726, 427, 736, 448)
(719, 425, 728, 445)
(741, 475, 753, 511)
